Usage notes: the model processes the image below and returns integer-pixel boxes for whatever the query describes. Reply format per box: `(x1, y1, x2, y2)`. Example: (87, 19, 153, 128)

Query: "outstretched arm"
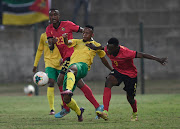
(100, 57, 113, 71)
(86, 43, 104, 50)
(136, 52, 168, 65)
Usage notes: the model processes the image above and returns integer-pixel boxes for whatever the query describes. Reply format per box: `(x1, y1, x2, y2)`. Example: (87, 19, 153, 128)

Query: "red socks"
(103, 87, 111, 111)
(80, 84, 99, 109)
(130, 99, 137, 112)
(59, 86, 70, 112)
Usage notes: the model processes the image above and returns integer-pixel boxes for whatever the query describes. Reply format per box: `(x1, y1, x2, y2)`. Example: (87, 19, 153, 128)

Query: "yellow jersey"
(68, 39, 106, 70)
(33, 32, 62, 70)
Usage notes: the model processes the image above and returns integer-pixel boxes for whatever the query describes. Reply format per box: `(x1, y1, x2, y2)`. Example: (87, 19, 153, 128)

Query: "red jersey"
(46, 21, 80, 61)
(105, 45, 137, 78)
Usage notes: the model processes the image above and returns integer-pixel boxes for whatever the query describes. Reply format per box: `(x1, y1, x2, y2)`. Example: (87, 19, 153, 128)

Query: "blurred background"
(0, 0, 179, 96)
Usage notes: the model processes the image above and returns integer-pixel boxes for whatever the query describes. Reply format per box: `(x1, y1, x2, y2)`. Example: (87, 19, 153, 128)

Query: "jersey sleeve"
(33, 33, 44, 67)
(95, 42, 106, 58)
(46, 25, 53, 38)
(67, 39, 77, 48)
(123, 46, 136, 59)
(67, 21, 80, 32)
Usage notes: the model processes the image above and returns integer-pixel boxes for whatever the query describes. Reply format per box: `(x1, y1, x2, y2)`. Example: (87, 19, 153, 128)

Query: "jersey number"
(56, 36, 64, 45)
(114, 61, 118, 66)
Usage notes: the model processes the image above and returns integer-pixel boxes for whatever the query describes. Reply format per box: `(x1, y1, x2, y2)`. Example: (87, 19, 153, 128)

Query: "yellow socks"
(47, 87, 55, 111)
(66, 72, 75, 90)
(67, 98, 81, 115)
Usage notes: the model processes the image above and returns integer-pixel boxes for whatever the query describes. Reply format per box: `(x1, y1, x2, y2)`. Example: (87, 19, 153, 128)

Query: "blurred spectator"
(72, 0, 90, 26)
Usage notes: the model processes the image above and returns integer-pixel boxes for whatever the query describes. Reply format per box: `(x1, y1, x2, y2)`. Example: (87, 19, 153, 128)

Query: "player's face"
(107, 44, 118, 55)
(82, 28, 93, 41)
(49, 10, 60, 24)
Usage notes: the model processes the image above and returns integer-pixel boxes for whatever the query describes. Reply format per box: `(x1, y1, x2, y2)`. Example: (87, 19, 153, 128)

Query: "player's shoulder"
(61, 20, 75, 25)
(120, 45, 129, 50)
(47, 24, 53, 28)
(91, 40, 101, 47)
(71, 39, 82, 42)
(46, 24, 53, 30)
(40, 32, 47, 38)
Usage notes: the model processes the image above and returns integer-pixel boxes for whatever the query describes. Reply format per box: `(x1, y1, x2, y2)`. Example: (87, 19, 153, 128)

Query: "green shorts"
(45, 67, 61, 82)
(63, 62, 88, 92)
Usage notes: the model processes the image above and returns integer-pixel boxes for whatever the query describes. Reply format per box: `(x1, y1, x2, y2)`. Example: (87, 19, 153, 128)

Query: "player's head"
(107, 37, 119, 55)
(49, 8, 60, 24)
(83, 25, 94, 41)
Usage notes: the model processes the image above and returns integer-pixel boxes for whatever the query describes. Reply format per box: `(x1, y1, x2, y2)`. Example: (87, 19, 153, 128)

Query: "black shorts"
(60, 57, 70, 74)
(109, 69, 137, 96)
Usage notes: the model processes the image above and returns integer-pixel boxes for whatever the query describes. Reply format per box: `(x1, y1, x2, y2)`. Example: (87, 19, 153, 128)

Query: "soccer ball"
(33, 71, 49, 86)
(24, 85, 35, 95)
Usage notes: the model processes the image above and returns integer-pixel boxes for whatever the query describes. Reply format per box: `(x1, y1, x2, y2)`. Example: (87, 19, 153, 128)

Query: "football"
(24, 85, 35, 95)
(33, 71, 49, 86)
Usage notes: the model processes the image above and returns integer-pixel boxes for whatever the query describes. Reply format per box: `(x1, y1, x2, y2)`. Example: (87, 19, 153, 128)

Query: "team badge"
(62, 27, 65, 31)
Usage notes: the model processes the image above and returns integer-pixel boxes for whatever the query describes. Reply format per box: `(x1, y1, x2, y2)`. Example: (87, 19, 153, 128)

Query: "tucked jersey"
(33, 32, 62, 70)
(46, 21, 79, 61)
(68, 39, 106, 70)
(105, 45, 137, 78)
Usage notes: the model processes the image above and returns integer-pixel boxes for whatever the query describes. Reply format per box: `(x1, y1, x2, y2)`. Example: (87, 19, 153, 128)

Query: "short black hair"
(49, 8, 59, 14)
(108, 37, 119, 46)
(85, 25, 94, 32)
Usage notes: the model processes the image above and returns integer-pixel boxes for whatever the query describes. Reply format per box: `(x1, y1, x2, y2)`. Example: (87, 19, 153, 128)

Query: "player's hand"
(52, 37, 57, 44)
(86, 43, 98, 50)
(33, 66, 37, 73)
(59, 58, 63, 66)
(62, 33, 68, 38)
(158, 57, 168, 65)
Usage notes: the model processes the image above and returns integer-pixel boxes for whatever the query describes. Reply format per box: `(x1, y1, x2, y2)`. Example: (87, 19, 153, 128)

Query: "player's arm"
(62, 33, 72, 46)
(136, 52, 168, 65)
(100, 57, 113, 71)
(46, 26, 57, 50)
(86, 43, 104, 50)
(33, 34, 44, 73)
(47, 37, 57, 50)
(78, 27, 84, 33)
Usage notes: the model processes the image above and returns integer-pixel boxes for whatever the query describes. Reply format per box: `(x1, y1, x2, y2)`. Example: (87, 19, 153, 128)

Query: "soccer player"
(86, 37, 168, 121)
(46, 9, 105, 118)
(59, 25, 113, 122)
(33, 31, 62, 115)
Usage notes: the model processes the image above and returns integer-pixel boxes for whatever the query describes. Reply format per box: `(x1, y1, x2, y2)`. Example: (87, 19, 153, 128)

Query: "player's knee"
(49, 78, 55, 87)
(63, 95, 71, 104)
(67, 65, 77, 75)
(105, 80, 113, 88)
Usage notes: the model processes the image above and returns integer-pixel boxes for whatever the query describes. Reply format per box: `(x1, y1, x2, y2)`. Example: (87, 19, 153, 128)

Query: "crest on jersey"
(61, 27, 65, 31)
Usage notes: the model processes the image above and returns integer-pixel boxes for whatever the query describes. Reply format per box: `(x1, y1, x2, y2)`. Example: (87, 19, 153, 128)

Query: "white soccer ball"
(33, 71, 49, 86)
(24, 85, 35, 95)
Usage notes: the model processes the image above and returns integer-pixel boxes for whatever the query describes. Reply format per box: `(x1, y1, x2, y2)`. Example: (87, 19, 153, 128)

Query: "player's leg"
(77, 79, 100, 109)
(77, 79, 104, 119)
(62, 64, 82, 121)
(96, 69, 121, 120)
(55, 58, 71, 118)
(123, 76, 138, 121)
(62, 63, 88, 121)
(45, 67, 56, 115)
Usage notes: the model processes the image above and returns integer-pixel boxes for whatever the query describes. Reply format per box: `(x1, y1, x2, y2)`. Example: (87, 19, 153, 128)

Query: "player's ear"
(92, 33, 94, 37)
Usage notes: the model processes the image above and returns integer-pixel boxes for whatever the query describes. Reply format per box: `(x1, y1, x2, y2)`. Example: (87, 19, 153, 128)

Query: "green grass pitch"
(0, 94, 179, 129)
